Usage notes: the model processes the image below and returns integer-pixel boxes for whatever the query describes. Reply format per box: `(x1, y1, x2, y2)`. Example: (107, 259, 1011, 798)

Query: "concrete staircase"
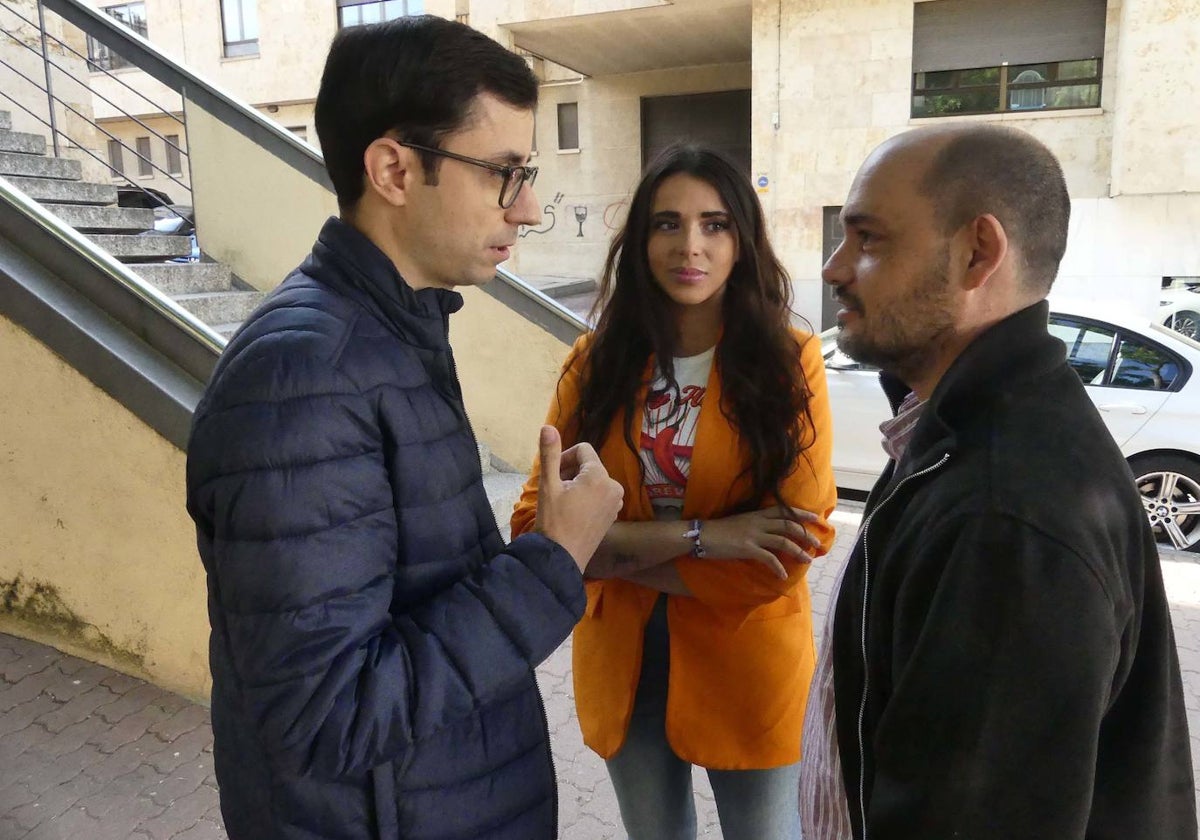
(0, 110, 263, 337)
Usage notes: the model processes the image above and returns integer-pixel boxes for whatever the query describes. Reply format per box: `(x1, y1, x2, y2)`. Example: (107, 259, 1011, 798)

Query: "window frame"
(106, 138, 125, 177)
(1050, 314, 1193, 393)
(164, 134, 183, 175)
(86, 2, 147, 72)
(220, 0, 259, 58)
(336, 0, 423, 29)
(911, 58, 1103, 119)
(557, 101, 580, 152)
(135, 135, 153, 177)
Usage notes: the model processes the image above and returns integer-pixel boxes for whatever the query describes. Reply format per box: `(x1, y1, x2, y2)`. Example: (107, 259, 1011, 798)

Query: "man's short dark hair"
(921, 126, 1071, 295)
(314, 16, 538, 208)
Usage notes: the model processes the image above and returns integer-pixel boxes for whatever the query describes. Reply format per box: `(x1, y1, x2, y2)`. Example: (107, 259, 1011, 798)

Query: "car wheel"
(1130, 455, 1200, 553)
(1166, 310, 1200, 340)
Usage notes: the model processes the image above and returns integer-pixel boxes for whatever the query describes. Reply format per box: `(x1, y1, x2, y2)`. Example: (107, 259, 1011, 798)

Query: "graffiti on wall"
(603, 198, 629, 232)
(519, 191, 565, 238)
(518, 191, 629, 240)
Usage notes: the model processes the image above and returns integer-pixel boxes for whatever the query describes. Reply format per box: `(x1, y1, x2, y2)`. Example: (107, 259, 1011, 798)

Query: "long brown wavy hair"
(567, 143, 818, 511)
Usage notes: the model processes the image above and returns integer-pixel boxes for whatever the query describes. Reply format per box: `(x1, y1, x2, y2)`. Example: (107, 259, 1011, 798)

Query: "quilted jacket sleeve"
(673, 332, 838, 608)
(187, 338, 584, 782)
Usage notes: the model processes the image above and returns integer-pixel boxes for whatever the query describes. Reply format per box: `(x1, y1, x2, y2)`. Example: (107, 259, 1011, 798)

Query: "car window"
(1049, 320, 1114, 384)
(1110, 337, 1181, 391)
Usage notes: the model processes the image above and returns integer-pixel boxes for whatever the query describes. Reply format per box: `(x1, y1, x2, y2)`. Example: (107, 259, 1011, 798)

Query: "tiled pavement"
(2, 504, 1198, 839)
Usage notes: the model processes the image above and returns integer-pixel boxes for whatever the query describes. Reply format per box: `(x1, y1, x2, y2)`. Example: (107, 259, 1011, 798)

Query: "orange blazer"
(511, 328, 837, 770)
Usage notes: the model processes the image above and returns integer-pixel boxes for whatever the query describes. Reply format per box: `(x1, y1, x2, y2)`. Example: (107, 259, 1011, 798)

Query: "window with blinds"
(911, 0, 1106, 118)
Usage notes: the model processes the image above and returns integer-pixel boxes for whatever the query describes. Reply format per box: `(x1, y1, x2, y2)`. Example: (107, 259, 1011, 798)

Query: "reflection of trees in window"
(1051, 319, 1183, 392)
(912, 59, 1101, 118)
(86, 2, 147, 72)
(1113, 340, 1180, 391)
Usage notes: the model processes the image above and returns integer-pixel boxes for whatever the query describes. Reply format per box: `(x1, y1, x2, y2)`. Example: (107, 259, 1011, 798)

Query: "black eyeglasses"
(398, 142, 538, 209)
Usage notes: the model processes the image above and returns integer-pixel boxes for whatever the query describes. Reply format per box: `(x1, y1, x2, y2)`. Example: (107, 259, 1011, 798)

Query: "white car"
(822, 303, 1200, 552)
(1160, 285, 1200, 341)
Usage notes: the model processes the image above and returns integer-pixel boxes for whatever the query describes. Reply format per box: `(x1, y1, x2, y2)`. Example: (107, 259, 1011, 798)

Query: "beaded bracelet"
(682, 519, 706, 558)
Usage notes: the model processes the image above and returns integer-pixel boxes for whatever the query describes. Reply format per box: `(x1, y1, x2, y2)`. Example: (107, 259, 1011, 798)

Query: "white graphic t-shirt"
(639, 347, 714, 521)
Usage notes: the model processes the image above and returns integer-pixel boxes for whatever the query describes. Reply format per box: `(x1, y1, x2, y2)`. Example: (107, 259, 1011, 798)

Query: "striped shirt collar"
(879, 390, 925, 463)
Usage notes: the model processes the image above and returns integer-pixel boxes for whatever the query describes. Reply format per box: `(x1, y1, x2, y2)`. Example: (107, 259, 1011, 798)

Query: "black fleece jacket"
(830, 301, 1196, 839)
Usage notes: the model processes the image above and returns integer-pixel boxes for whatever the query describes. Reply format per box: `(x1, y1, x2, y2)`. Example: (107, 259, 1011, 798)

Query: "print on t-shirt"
(640, 348, 713, 519)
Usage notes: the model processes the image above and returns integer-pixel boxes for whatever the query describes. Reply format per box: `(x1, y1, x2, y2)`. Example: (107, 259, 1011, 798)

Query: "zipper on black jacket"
(442, 314, 560, 836)
(854, 453, 949, 839)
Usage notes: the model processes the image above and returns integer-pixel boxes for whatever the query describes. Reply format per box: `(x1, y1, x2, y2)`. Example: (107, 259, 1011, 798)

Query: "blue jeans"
(604, 598, 802, 840)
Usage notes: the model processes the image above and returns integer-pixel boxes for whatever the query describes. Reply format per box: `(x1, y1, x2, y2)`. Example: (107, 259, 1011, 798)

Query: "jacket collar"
(889, 300, 1062, 477)
(306, 216, 464, 350)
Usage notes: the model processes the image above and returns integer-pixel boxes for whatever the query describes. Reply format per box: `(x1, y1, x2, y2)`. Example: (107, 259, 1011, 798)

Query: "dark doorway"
(820, 206, 844, 331)
(641, 90, 751, 174)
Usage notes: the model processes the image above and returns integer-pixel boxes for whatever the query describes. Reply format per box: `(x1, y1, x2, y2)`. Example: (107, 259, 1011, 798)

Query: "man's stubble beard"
(836, 250, 956, 386)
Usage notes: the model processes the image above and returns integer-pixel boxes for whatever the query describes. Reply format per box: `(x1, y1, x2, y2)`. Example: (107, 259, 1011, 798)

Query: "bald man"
(799, 125, 1196, 840)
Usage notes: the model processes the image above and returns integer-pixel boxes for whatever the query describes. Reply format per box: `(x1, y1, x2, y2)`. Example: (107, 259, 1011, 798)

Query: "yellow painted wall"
(0, 315, 210, 700)
(452, 286, 577, 471)
(185, 97, 337, 292)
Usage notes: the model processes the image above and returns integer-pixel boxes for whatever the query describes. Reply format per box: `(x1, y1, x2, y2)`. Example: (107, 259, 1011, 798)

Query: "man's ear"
(960, 213, 1009, 290)
(362, 137, 416, 208)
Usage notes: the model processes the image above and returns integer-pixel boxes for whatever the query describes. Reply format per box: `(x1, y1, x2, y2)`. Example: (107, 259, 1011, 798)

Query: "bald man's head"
(880, 125, 1071, 296)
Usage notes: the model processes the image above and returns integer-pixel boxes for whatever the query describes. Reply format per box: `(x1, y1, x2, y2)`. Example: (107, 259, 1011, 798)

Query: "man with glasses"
(186, 16, 623, 840)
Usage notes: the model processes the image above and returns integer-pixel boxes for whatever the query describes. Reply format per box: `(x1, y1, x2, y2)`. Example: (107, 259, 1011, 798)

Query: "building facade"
(79, 0, 1200, 325)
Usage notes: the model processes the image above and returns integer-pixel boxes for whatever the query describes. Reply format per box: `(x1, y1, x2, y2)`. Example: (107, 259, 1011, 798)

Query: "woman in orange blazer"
(511, 144, 836, 840)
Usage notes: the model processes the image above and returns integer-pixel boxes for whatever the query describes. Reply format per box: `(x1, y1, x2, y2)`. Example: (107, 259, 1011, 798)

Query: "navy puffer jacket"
(186, 218, 585, 840)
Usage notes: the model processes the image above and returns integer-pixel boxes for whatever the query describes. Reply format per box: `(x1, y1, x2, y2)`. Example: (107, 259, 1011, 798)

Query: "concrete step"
(175, 290, 264, 324)
(89, 233, 192, 261)
(48, 204, 155, 233)
(0, 129, 47, 156)
(0, 150, 81, 181)
(0, 111, 10, 131)
(483, 470, 528, 542)
(540, 277, 597, 299)
(522, 274, 598, 299)
(131, 262, 233, 295)
(4, 176, 117, 205)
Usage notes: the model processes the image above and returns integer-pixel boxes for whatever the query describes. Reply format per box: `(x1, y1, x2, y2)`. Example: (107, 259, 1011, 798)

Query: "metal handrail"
(0, 25, 188, 169)
(0, 1, 183, 126)
(0, 172, 223, 352)
(0, 52, 192, 213)
(6, 0, 589, 347)
(0, 22, 187, 156)
(42, 0, 331, 188)
(495, 265, 590, 333)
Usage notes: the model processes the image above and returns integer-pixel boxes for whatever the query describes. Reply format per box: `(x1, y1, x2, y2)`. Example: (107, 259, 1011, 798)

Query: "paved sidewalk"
(1, 504, 1197, 839)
